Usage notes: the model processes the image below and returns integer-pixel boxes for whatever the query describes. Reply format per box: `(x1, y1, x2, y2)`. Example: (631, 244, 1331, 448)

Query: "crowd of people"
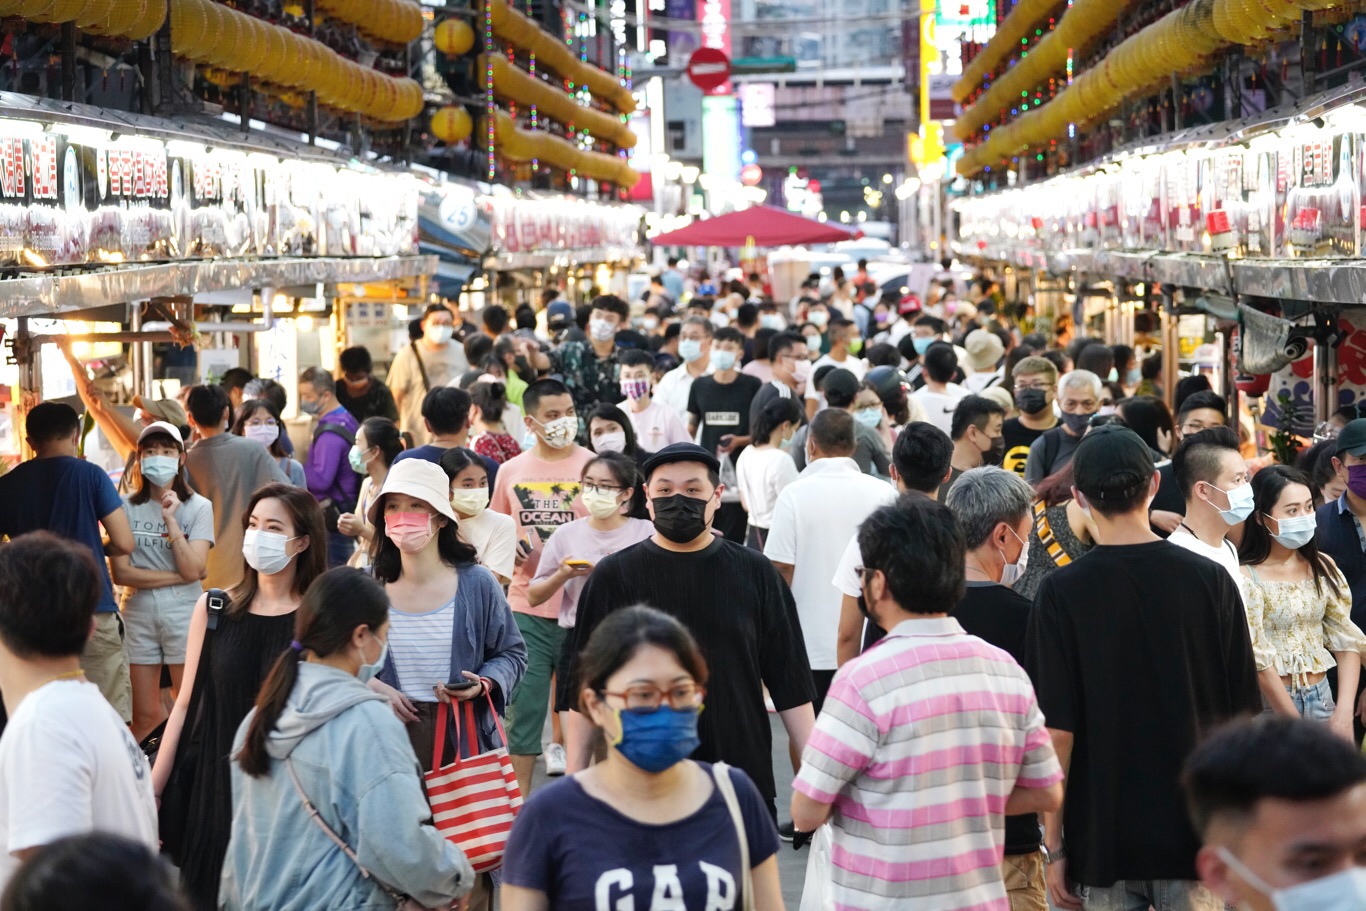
(0, 260, 1363, 911)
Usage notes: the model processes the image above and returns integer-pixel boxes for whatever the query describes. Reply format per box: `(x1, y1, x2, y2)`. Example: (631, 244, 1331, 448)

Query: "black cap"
(1072, 425, 1155, 502)
(821, 367, 860, 399)
(1336, 418, 1366, 457)
(641, 442, 721, 479)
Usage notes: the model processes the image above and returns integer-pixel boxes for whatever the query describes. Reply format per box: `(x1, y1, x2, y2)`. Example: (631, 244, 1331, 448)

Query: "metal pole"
(129, 301, 145, 400)
(60, 22, 76, 102)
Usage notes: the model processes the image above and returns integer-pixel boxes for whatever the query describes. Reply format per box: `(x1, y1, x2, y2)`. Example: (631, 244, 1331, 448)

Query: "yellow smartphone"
(565, 559, 591, 568)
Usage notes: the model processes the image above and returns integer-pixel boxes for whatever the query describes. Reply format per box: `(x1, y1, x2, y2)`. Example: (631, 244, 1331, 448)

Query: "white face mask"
(449, 487, 490, 517)
(533, 415, 578, 449)
(589, 318, 616, 342)
(243, 424, 279, 447)
(998, 525, 1029, 587)
(594, 431, 627, 453)
(425, 324, 454, 345)
(242, 529, 298, 576)
(1218, 847, 1366, 911)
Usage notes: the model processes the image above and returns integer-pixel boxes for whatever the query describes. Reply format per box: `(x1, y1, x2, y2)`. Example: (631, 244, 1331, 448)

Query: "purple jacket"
(305, 406, 361, 508)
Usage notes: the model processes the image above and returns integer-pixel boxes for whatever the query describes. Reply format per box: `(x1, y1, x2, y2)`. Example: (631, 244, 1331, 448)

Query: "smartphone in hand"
(445, 678, 482, 691)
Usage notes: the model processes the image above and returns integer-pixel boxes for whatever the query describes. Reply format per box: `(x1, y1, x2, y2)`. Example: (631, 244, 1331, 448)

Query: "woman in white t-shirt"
(735, 396, 802, 551)
(336, 417, 404, 568)
(528, 452, 655, 735)
(438, 446, 517, 585)
(109, 421, 214, 740)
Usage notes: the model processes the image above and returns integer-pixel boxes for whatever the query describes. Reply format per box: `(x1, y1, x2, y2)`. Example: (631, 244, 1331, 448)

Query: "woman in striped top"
(365, 459, 528, 910)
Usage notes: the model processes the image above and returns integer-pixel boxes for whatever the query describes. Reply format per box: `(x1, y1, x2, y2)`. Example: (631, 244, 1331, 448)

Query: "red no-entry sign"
(687, 48, 732, 94)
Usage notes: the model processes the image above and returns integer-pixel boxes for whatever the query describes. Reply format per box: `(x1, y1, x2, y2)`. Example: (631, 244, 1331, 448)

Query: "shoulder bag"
(157, 587, 228, 863)
(1033, 499, 1073, 569)
(423, 694, 522, 873)
(410, 340, 431, 394)
(285, 758, 436, 911)
(712, 762, 756, 911)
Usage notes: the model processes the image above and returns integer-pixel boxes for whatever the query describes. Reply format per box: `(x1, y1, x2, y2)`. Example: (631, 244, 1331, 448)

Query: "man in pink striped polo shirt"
(791, 496, 1063, 910)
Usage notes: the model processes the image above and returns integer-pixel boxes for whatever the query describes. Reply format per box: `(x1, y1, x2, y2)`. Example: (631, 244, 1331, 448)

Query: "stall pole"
(15, 319, 38, 462)
(129, 301, 145, 400)
(1161, 298, 1180, 412)
(1315, 335, 1338, 429)
(60, 22, 76, 102)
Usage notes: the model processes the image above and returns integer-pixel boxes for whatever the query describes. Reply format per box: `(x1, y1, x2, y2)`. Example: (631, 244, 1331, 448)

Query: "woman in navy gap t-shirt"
(501, 606, 782, 911)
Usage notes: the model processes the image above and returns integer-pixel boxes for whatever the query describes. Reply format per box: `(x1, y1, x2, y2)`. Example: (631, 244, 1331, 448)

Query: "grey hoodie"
(220, 662, 473, 911)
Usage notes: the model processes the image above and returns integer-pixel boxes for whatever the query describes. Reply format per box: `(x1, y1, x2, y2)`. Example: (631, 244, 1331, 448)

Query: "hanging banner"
(0, 121, 420, 269)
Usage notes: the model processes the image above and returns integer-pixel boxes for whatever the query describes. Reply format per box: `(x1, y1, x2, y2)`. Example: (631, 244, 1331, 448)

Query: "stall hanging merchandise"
(957, 0, 1232, 176)
(0, 0, 166, 40)
(166, 0, 424, 124)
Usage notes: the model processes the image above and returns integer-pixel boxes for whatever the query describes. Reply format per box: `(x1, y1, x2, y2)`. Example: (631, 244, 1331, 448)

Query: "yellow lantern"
(435, 18, 475, 55)
(432, 106, 473, 142)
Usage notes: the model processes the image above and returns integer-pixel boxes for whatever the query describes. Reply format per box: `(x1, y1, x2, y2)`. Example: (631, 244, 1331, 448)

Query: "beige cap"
(965, 329, 1005, 373)
(133, 394, 187, 428)
(366, 458, 458, 526)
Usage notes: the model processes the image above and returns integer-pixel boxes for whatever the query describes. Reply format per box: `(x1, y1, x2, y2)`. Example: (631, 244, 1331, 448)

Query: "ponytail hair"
(237, 567, 390, 777)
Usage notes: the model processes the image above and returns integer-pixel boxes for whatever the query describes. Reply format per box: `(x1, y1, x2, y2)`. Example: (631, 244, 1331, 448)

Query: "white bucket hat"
(366, 458, 458, 526)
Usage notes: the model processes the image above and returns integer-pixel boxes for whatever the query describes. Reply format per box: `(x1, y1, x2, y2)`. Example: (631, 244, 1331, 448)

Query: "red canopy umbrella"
(649, 206, 855, 247)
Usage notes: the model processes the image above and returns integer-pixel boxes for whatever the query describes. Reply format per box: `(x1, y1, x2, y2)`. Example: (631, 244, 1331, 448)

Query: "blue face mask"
(854, 406, 882, 428)
(679, 338, 704, 363)
(358, 637, 388, 683)
(611, 705, 701, 773)
(140, 455, 180, 486)
(1125, 367, 1141, 386)
(710, 349, 737, 372)
(912, 336, 933, 356)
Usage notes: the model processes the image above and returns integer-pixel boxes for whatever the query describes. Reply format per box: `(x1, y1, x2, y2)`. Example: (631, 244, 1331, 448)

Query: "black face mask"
(983, 435, 1006, 466)
(1014, 387, 1048, 415)
(651, 494, 710, 544)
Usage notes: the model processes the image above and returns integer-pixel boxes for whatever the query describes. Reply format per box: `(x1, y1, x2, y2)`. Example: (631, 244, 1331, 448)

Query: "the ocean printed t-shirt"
(489, 447, 594, 618)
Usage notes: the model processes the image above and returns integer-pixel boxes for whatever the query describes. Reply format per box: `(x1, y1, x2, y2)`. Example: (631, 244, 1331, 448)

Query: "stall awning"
(0, 255, 438, 319)
(649, 206, 855, 248)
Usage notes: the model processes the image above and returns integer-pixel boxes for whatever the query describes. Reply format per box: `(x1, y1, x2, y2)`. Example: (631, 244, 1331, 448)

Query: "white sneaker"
(544, 742, 567, 776)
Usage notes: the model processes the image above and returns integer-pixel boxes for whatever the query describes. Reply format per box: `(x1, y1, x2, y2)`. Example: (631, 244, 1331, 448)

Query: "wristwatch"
(1042, 844, 1067, 866)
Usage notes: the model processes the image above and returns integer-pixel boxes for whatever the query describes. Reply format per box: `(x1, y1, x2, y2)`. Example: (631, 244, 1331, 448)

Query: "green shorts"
(504, 613, 568, 756)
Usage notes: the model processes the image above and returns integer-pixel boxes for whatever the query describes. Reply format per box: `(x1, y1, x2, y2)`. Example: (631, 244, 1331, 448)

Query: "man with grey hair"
(298, 365, 360, 566)
(944, 465, 1048, 910)
(1024, 369, 1102, 484)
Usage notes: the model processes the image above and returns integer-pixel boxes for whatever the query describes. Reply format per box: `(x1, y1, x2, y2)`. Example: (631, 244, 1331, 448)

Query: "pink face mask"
(386, 512, 436, 553)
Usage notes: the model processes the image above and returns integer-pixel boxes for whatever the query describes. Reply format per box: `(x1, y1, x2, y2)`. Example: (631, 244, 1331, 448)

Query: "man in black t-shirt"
(564, 443, 817, 817)
(1025, 426, 1261, 911)
(688, 327, 762, 543)
(1001, 355, 1059, 477)
(944, 466, 1047, 910)
(748, 332, 811, 433)
(1149, 391, 1230, 535)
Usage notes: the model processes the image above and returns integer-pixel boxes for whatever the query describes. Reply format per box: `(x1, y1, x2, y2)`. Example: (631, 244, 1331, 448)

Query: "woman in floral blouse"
(1238, 464, 1366, 742)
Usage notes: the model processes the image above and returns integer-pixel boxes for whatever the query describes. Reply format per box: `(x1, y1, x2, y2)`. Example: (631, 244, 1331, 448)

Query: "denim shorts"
(1287, 676, 1336, 722)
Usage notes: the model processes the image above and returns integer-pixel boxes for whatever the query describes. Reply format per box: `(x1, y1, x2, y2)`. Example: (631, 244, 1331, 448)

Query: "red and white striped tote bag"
(423, 694, 523, 874)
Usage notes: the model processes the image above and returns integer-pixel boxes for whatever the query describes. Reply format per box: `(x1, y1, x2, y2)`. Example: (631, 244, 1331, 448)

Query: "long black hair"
(370, 492, 478, 583)
(1238, 464, 1342, 597)
(231, 398, 290, 459)
(229, 484, 329, 617)
(237, 568, 390, 777)
(360, 417, 404, 469)
(752, 395, 802, 446)
(584, 451, 647, 519)
(588, 402, 641, 457)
